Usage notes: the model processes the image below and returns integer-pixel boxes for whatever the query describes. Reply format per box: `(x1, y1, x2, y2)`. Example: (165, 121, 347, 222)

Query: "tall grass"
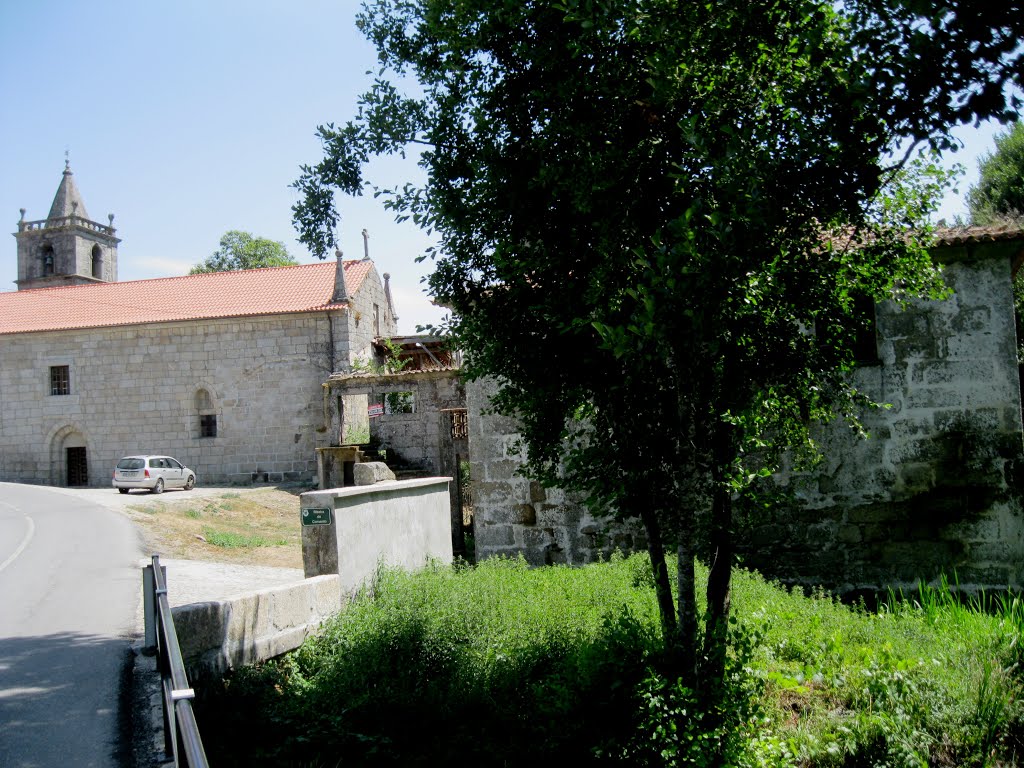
(199, 556, 1024, 767)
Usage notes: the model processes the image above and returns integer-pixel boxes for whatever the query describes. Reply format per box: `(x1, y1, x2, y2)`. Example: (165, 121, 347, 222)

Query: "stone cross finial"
(332, 249, 349, 302)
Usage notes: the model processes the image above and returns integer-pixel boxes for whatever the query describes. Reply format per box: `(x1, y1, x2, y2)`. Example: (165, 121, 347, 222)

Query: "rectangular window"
(50, 365, 70, 396)
(850, 294, 880, 365)
(449, 409, 469, 439)
(200, 414, 218, 438)
(383, 391, 414, 414)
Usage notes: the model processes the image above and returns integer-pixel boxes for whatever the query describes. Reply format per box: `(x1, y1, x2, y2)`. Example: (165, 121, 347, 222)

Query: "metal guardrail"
(143, 555, 209, 767)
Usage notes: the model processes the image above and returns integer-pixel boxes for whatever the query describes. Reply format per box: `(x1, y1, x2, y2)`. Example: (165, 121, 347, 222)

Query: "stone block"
(510, 504, 537, 525)
(529, 481, 547, 503)
(485, 458, 521, 481)
(898, 463, 934, 493)
(473, 480, 517, 505)
(477, 524, 516, 547)
(837, 524, 863, 544)
(353, 461, 396, 485)
(521, 526, 554, 547)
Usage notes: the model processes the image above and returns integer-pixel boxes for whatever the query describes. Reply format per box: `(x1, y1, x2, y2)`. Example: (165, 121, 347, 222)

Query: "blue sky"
(0, 1, 1013, 333)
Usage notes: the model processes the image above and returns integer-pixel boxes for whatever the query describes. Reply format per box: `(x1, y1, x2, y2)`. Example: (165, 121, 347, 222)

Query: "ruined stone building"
(321, 336, 469, 553)
(0, 164, 398, 487)
(468, 227, 1024, 594)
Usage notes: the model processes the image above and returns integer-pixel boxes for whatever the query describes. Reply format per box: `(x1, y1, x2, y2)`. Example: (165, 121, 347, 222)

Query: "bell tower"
(14, 161, 120, 290)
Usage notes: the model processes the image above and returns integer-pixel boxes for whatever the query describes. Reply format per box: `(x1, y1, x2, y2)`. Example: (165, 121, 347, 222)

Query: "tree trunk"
(639, 505, 678, 650)
(676, 531, 698, 689)
(702, 473, 733, 688)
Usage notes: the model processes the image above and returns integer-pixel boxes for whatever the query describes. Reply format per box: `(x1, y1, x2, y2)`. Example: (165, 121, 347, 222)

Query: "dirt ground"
(120, 486, 308, 569)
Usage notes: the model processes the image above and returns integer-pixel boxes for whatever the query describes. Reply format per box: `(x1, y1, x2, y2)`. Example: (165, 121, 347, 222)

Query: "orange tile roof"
(932, 223, 1024, 246)
(0, 260, 372, 335)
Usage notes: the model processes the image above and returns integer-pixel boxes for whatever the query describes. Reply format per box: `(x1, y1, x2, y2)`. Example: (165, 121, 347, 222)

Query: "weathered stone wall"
(468, 241, 1024, 593)
(328, 369, 466, 475)
(467, 376, 646, 566)
(0, 313, 348, 487)
(740, 246, 1024, 595)
(343, 267, 399, 368)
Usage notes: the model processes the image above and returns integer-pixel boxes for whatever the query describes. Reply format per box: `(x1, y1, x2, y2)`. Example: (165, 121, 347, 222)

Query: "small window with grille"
(200, 414, 218, 438)
(195, 388, 218, 438)
(50, 365, 70, 396)
(450, 409, 468, 439)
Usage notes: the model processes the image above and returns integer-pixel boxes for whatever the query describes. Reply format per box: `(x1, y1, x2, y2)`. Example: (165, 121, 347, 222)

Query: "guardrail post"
(146, 554, 209, 767)
(143, 564, 156, 654)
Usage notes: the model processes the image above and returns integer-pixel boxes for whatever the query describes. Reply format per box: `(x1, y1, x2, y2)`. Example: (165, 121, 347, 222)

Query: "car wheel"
(118, 488, 129, 494)
(184, 475, 195, 491)
(152, 478, 164, 494)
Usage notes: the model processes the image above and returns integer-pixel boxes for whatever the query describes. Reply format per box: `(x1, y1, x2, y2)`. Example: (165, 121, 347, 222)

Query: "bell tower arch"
(14, 160, 120, 290)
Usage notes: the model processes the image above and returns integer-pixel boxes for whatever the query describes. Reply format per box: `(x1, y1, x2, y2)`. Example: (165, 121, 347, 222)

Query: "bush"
(198, 558, 1024, 767)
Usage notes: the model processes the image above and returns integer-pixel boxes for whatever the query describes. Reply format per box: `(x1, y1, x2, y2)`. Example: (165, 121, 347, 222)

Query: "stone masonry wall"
(468, 376, 646, 566)
(328, 369, 465, 475)
(0, 313, 347, 487)
(739, 246, 1024, 595)
(468, 242, 1024, 593)
(343, 265, 398, 369)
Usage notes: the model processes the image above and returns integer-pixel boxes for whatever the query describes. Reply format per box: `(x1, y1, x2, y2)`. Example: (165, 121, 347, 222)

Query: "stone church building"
(0, 164, 398, 487)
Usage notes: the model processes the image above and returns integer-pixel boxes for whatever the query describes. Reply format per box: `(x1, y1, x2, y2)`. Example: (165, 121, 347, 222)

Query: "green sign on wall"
(301, 508, 332, 526)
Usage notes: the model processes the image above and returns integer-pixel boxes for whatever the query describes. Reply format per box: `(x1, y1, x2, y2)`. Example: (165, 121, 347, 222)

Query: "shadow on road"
(0, 631, 136, 768)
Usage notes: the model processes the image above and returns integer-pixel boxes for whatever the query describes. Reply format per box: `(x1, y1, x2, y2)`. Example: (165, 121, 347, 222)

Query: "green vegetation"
(202, 528, 287, 549)
(199, 556, 1023, 767)
(294, 0, 1024, 695)
(189, 230, 298, 274)
(965, 121, 1024, 361)
(342, 425, 371, 445)
(967, 121, 1024, 226)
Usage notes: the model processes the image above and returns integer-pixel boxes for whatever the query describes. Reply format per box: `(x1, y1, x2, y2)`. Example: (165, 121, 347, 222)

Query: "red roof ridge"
(10, 259, 361, 294)
(0, 259, 375, 335)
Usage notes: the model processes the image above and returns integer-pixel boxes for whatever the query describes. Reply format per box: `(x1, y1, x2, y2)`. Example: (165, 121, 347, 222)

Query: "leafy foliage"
(293, 0, 1024, 698)
(964, 122, 1024, 360)
(189, 230, 298, 274)
(350, 337, 410, 375)
(967, 121, 1024, 225)
(199, 557, 1024, 767)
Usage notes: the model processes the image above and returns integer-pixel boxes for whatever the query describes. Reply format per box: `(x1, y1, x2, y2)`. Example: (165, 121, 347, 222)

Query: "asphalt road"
(0, 482, 143, 768)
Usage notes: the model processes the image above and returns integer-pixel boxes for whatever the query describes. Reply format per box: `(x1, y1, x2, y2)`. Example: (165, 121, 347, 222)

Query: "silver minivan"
(112, 455, 196, 494)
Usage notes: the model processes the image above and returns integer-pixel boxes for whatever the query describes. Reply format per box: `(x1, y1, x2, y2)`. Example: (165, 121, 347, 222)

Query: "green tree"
(967, 122, 1024, 360)
(293, 0, 1022, 715)
(189, 230, 298, 274)
(967, 121, 1024, 224)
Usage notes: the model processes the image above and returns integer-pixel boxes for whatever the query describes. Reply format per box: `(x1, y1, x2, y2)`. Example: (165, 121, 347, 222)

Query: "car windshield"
(117, 458, 145, 470)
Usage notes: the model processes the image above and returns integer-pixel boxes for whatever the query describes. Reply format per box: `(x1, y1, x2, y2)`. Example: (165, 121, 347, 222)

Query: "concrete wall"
(162, 478, 453, 683)
(0, 313, 343, 487)
(300, 478, 454, 595)
(172, 575, 342, 682)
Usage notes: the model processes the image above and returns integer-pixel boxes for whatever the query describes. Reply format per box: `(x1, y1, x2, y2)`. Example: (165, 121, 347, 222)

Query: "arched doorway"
(51, 427, 89, 487)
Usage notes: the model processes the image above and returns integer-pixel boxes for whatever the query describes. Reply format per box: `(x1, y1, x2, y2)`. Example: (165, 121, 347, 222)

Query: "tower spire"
(48, 158, 90, 221)
(14, 163, 120, 290)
